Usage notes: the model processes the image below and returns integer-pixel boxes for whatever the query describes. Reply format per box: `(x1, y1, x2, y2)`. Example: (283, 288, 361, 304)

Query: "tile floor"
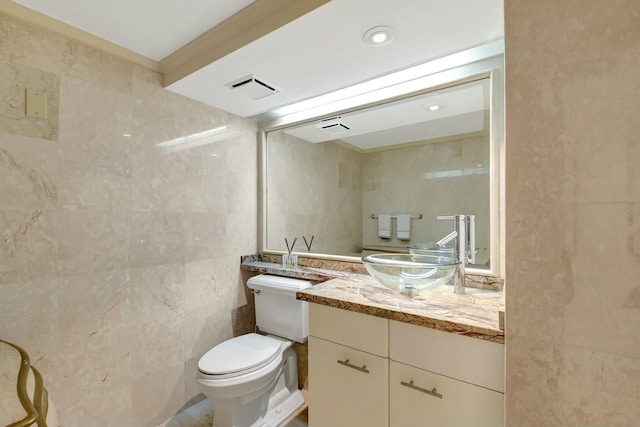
(161, 397, 308, 427)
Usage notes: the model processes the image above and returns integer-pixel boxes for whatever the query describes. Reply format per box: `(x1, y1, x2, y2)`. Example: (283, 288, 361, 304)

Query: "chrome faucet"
(436, 215, 476, 295)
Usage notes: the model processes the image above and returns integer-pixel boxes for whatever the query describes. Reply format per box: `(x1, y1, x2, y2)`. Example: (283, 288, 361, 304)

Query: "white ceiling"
(10, 0, 503, 119)
(12, 0, 255, 60)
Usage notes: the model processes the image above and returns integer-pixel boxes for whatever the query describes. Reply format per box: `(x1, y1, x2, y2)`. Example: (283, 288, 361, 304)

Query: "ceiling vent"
(317, 116, 350, 135)
(225, 74, 278, 100)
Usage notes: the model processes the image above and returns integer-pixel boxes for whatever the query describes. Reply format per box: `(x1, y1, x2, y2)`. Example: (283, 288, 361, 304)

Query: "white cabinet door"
(308, 336, 389, 427)
(390, 361, 504, 427)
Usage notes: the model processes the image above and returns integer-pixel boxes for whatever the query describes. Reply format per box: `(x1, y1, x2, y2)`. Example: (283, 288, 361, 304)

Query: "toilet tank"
(247, 274, 312, 343)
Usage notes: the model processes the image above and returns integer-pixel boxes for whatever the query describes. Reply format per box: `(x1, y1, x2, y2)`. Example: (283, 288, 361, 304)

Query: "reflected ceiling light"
(363, 26, 395, 47)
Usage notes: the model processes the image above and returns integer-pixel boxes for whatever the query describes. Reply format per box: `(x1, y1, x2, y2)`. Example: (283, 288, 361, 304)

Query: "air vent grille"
(226, 74, 279, 100)
(317, 116, 351, 135)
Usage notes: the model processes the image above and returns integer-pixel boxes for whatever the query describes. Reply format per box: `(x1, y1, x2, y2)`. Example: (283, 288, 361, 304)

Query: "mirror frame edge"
(258, 52, 505, 278)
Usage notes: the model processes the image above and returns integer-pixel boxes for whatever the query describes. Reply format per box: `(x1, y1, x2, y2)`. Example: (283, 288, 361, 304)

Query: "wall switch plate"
(25, 89, 47, 119)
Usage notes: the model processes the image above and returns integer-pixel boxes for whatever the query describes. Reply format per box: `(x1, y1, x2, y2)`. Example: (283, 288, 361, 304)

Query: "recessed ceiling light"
(363, 26, 395, 47)
(427, 104, 440, 111)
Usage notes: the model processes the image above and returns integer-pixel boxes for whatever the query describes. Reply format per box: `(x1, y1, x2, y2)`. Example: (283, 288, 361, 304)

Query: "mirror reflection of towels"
(378, 214, 391, 239)
(397, 215, 411, 240)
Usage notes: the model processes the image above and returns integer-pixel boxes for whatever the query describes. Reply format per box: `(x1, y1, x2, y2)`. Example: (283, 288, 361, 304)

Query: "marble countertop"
(241, 255, 505, 344)
(296, 274, 505, 344)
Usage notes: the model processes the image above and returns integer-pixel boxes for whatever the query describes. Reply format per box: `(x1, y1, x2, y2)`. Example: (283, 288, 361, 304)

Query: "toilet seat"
(198, 333, 282, 379)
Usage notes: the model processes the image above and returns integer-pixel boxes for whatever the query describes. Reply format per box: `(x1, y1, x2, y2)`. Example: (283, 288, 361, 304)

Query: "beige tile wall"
(505, 1, 640, 424)
(0, 13, 258, 427)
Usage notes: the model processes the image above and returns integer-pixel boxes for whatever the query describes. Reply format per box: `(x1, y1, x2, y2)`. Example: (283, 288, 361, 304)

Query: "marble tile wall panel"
(0, 12, 258, 426)
(505, 0, 640, 425)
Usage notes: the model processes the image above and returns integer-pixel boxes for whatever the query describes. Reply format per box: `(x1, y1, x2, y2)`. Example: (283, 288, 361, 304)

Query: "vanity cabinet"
(389, 321, 504, 427)
(308, 304, 505, 427)
(308, 304, 389, 427)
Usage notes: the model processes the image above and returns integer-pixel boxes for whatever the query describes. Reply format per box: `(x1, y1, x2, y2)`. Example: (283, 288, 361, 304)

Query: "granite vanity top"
(241, 255, 505, 344)
(297, 274, 505, 343)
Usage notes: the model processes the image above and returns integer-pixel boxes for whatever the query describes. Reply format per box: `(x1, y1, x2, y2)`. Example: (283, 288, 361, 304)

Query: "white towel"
(397, 214, 411, 240)
(377, 214, 391, 239)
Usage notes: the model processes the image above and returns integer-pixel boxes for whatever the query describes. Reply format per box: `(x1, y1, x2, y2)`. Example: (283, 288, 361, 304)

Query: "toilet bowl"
(196, 275, 311, 427)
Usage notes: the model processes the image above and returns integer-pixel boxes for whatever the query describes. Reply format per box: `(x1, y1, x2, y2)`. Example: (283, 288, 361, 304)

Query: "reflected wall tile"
(129, 212, 185, 268)
(0, 58, 59, 141)
(0, 133, 58, 210)
(55, 209, 130, 276)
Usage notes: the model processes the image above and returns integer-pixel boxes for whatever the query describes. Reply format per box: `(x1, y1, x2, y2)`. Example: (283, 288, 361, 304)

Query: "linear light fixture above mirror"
(262, 41, 503, 126)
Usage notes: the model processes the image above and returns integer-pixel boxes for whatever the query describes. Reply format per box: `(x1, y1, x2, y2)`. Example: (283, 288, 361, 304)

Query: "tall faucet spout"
(436, 230, 457, 248)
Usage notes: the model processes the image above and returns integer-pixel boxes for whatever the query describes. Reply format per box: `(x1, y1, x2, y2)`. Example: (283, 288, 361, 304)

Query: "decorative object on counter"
(302, 235, 314, 252)
(283, 237, 298, 269)
(377, 214, 391, 239)
(396, 214, 412, 240)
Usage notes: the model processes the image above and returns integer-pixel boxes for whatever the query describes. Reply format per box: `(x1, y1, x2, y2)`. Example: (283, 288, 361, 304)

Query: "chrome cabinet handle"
(400, 380, 443, 399)
(337, 359, 370, 374)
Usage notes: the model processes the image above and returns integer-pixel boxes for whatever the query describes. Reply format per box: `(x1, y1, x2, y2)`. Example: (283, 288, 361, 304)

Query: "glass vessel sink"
(362, 253, 460, 295)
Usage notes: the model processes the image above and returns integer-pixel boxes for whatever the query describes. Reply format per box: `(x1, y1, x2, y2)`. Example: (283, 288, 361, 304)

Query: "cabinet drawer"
(310, 304, 388, 357)
(309, 336, 389, 427)
(390, 320, 504, 392)
(390, 361, 504, 427)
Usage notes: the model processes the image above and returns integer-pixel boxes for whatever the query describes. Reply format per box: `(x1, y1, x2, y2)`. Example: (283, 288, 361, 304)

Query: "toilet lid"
(198, 333, 282, 376)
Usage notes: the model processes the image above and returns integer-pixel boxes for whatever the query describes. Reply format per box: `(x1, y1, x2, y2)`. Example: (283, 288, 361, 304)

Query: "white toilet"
(196, 274, 312, 427)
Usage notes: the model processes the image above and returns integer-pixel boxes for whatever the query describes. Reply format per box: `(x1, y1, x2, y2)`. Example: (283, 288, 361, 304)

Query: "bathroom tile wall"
(505, 1, 640, 424)
(0, 13, 258, 427)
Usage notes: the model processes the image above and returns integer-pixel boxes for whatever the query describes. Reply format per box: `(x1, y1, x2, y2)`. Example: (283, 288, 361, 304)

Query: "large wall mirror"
(260, 51, 504, 277)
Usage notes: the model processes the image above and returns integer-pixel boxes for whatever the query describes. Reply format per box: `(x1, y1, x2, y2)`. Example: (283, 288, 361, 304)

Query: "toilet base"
(260, 389, 304, 427)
